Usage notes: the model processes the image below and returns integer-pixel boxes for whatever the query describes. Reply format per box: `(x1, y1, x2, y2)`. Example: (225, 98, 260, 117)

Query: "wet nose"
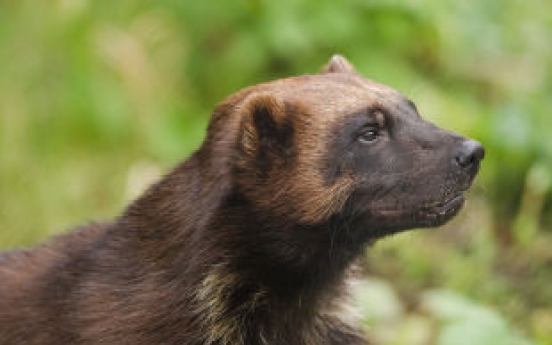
(455, 139, 485, 168)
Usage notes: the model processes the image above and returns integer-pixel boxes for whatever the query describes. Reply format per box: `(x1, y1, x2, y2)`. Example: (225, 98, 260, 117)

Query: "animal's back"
(0, 223, 110, 344)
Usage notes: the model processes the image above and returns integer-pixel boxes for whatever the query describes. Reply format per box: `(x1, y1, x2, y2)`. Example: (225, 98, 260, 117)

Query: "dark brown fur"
(0, 56, 483, 345)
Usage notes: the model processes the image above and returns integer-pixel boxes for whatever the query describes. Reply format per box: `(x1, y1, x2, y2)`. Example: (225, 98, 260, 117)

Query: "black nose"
(455, 139, 485, 168)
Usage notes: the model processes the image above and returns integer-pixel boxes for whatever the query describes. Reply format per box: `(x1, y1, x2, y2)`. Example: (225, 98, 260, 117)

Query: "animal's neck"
(188, 192, 365, 343)
(128, 156, 363, 288)
(120, 154, 365, 344)
(218, 190, 363, 281)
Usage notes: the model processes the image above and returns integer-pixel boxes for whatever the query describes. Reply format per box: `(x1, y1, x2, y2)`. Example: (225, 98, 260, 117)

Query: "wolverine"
(0, 55, 483, 345)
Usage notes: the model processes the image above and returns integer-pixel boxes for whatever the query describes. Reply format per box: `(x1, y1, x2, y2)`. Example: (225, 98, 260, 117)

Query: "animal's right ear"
(322, 54, 357, 74)
(239, 94, 293, 159)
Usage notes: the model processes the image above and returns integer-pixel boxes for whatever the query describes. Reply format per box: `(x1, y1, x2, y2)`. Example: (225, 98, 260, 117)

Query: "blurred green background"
(0, 0, 551, 344)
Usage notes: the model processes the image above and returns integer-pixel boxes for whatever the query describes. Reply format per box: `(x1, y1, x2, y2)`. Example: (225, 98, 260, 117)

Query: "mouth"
(364, 193, 466, 237)
(416, 194, 465, 226)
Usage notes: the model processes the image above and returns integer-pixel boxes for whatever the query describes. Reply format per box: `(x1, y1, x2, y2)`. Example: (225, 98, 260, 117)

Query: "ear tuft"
(322, 54, 357, 74)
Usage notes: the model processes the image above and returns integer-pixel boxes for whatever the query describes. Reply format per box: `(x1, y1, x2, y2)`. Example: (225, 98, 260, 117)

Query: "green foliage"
(422, 290, 532, 345)
(353, 279, 535, 345)
(0, 0, 551, 343)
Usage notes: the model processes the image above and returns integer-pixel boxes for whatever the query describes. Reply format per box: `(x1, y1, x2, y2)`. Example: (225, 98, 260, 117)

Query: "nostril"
(455, 139, 485, 168)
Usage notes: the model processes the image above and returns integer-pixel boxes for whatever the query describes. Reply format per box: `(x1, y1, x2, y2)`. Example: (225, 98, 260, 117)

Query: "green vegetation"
(0, 0, 550, 344)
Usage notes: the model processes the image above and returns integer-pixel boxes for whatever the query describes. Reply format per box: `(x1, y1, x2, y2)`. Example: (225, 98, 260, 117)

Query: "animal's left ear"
(322, 54, 357, 74)
(240, 94, 293, 159)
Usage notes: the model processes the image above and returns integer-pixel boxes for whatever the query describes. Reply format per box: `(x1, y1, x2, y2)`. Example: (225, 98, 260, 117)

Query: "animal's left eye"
(358, 129, 380, 143)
